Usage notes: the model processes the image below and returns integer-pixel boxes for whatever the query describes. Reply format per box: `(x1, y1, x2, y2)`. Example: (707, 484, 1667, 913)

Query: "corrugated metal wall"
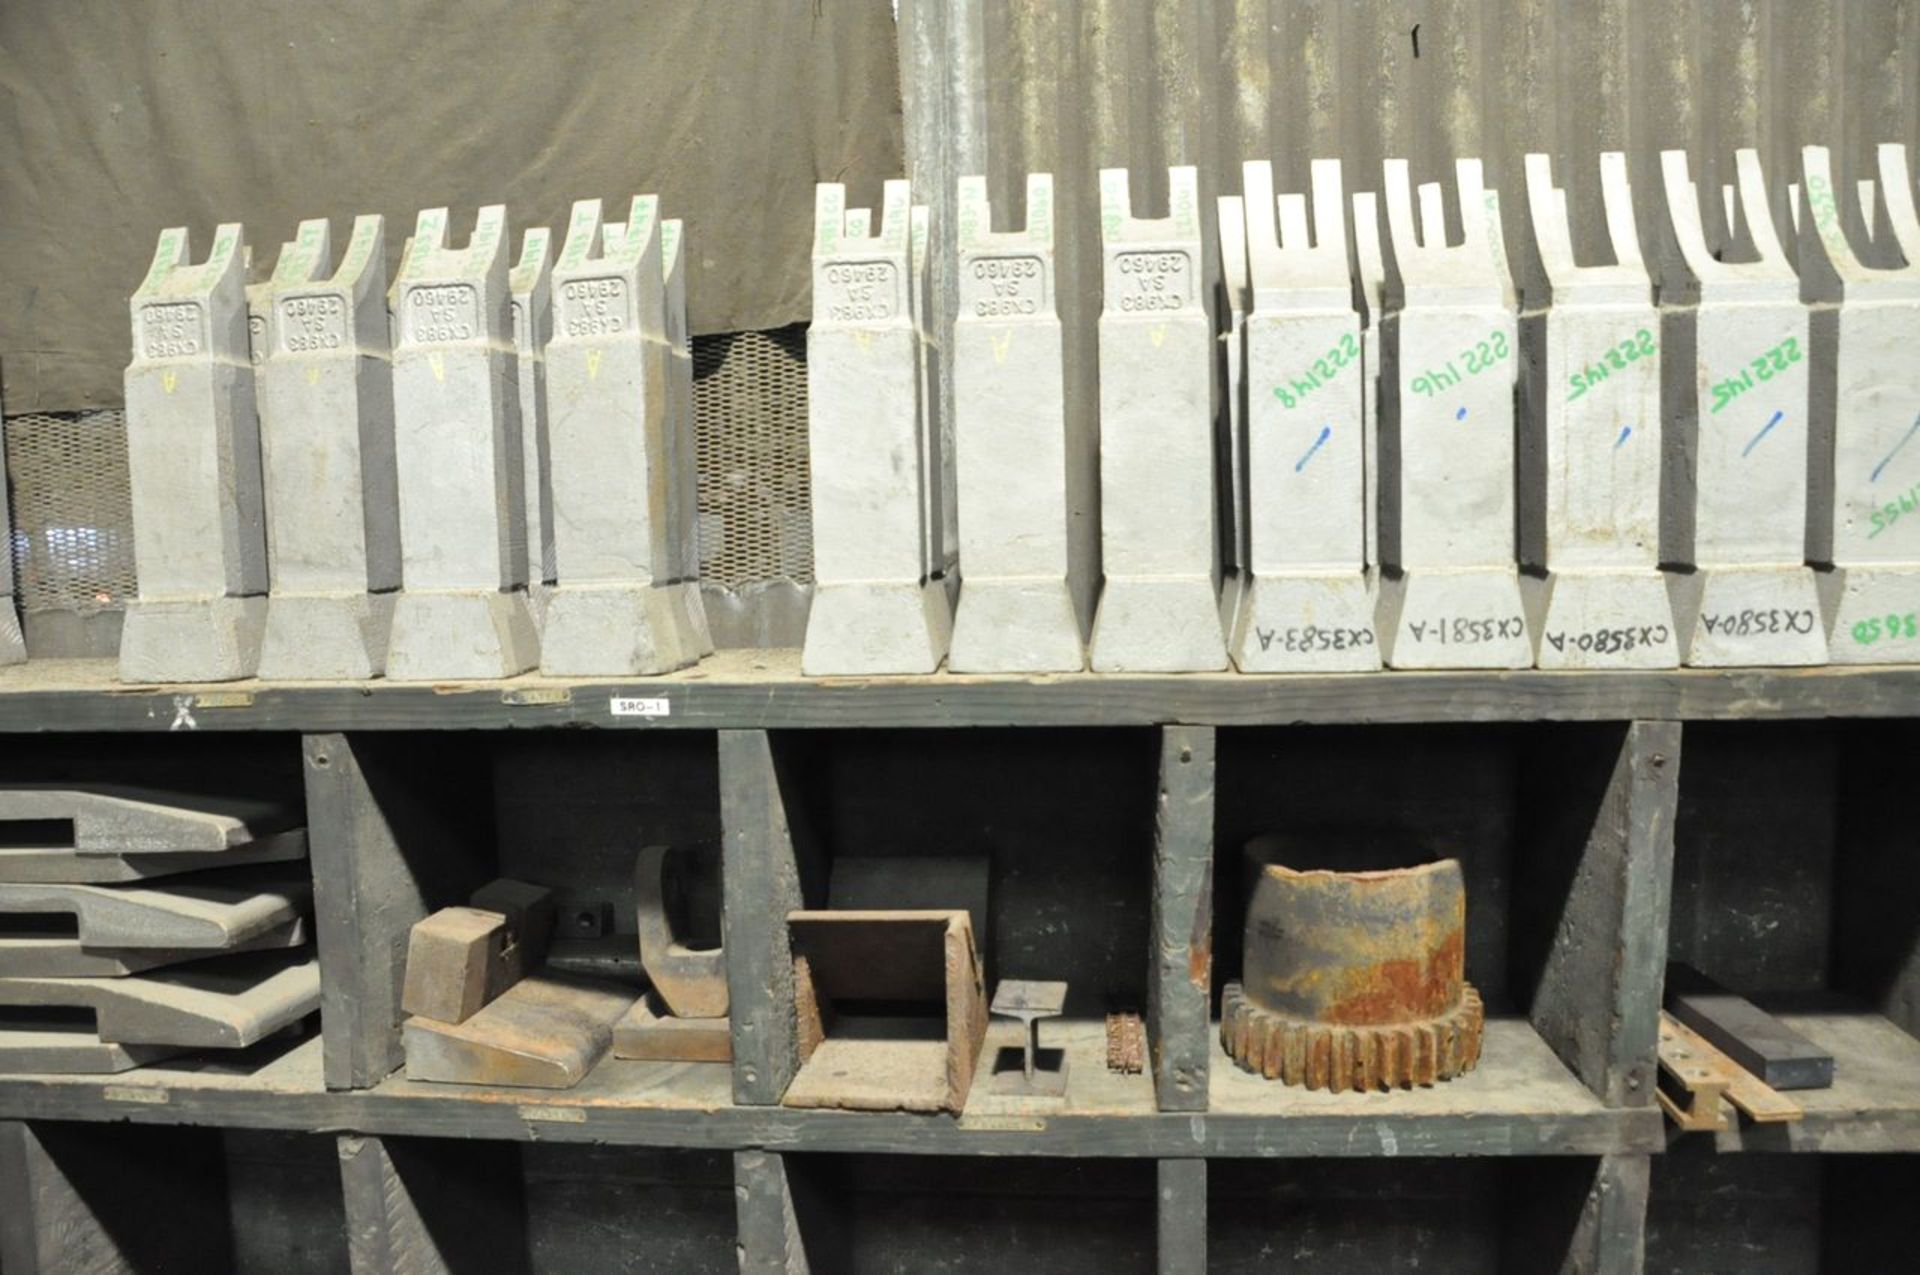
(893, 1, 1920, 582)
(971, 1, 1916, 287)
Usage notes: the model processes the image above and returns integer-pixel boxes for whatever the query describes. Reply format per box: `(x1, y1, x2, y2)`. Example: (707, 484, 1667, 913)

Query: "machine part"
(0, 829, 309, 885)
(468, 878, 555, 996)
(1657, 1011, 1801, 1130)
(544, 934, 640, 980)
(612, 991, 731, 1063)
(635, 845, 727, 1018)
(1105, 1011, 1146, 1075)
(0, 785, 298, 850)
(989, 979, 1068, 1097)
(402, 972, 634, 1090)
(782, 910, 987, 1115)
(1222, 853, 1483, 1091)
(0, 951, 319, 1048)
(0, 877, 309, 951)
(1665, 962, 1833, 1091)
(0, 917, 306, 977)
(401, 907, 508, 1025)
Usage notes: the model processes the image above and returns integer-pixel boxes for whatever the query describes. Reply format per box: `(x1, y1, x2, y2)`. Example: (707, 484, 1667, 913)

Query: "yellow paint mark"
(305, 365, 321, 385)
(429, 352, 445, 383)
(991, 330, 1012, 364)
(587, 348, 603, 380)
(855, 329, 872, 352)
(161, 370, 177, 394)
(1150, 325, 1166, 348)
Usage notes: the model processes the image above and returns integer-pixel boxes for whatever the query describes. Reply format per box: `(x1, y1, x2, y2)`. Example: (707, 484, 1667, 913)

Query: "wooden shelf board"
(0, 1017, 1659, 1157)
(1697, 1013, 1920, 1154)
(0, 652, 1916, 732)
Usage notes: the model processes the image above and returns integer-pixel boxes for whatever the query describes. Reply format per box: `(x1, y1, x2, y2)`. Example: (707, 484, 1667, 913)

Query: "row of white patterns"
(805, 145, 1920, 675)
(118, 201, 710, 683)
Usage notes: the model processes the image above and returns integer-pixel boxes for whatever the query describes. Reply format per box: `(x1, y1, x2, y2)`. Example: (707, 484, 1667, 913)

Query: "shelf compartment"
(1669, 720, 1920, 1151)
(1212, 1153, 1643, 1273)
(339, 1133, 734, 1274)
(1210, 721, 1677, 1125)
(0, 1121, 346, 1274)
(1647, 1147, 1920, 1274)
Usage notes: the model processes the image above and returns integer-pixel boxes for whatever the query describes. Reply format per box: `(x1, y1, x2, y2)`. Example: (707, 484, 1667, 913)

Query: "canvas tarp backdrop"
(0, 0, 904, 413)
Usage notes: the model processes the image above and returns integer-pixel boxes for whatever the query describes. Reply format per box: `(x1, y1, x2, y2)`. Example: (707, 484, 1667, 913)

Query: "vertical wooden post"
(1561, 1154, 1650, 1275)
(1156, 1158, 1207, 1275)
(1150, 725, 1215, 1112)
(339, 1134, 527, 1274)
(734, 1150, 812, 1275)
(305, 733, 495, 1090)
(721, 729, 821, 1106)
(1529, 720, 1681, 1107)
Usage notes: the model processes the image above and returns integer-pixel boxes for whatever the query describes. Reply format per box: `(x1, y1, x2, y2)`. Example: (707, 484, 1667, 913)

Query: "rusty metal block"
(402, 972, 635, 1089)
(635, 845, 726, 1018)
(612, 992, 731, 1063)
(401, 907, 507, 1025)
(781, 909, 987, 1115)
(1222, 851, 1483, 1091)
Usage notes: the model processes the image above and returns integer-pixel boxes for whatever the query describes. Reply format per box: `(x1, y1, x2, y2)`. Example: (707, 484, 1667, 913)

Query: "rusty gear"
(1221, 980, 1483, 1090)
(1223, 849, 1484, 1091)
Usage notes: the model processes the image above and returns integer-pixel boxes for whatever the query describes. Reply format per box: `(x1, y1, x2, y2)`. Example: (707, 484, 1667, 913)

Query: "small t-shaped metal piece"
(989, 979, 1068, 1092)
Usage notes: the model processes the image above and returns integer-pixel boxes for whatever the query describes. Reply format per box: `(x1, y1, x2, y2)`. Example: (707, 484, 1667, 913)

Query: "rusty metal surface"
(782, 909, 987, 1114)
(611, 992, 731, 1063)
(401, 972, 635, 1090)
(635, 845, 727, 1019)
(1223, 853, 1484, 1091)
(400, 907, 507, 1026)
(1657, 1011, 1802, 1132)
(1105, 1011, 1145, 1074)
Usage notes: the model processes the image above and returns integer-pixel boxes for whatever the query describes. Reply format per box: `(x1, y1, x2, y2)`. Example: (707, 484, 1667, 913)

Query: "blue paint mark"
(1742, 410, 1784, 459)
(1870, 411, 1920, 482)
(1295, 426, 1332, 473)
(1614, 426, 1632, 450)
(1455, 406, 1468, 421)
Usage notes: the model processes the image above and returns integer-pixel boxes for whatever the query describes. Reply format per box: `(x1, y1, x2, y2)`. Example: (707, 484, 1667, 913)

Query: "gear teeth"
(1220, 979, 1486, 1092)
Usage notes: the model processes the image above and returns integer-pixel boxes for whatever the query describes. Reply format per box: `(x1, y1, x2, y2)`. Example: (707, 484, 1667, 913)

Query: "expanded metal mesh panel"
(0, 336, 807, 617)
(4, 410, 135, 615)
(691, 325, 813, 589)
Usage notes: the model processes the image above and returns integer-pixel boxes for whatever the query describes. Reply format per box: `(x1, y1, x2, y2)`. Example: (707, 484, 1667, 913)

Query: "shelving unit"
(0, 660, 1915, 1273)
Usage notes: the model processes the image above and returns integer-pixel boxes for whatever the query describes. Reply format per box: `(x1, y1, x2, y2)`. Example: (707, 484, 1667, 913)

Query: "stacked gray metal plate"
(0, 787, 319, 1073)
